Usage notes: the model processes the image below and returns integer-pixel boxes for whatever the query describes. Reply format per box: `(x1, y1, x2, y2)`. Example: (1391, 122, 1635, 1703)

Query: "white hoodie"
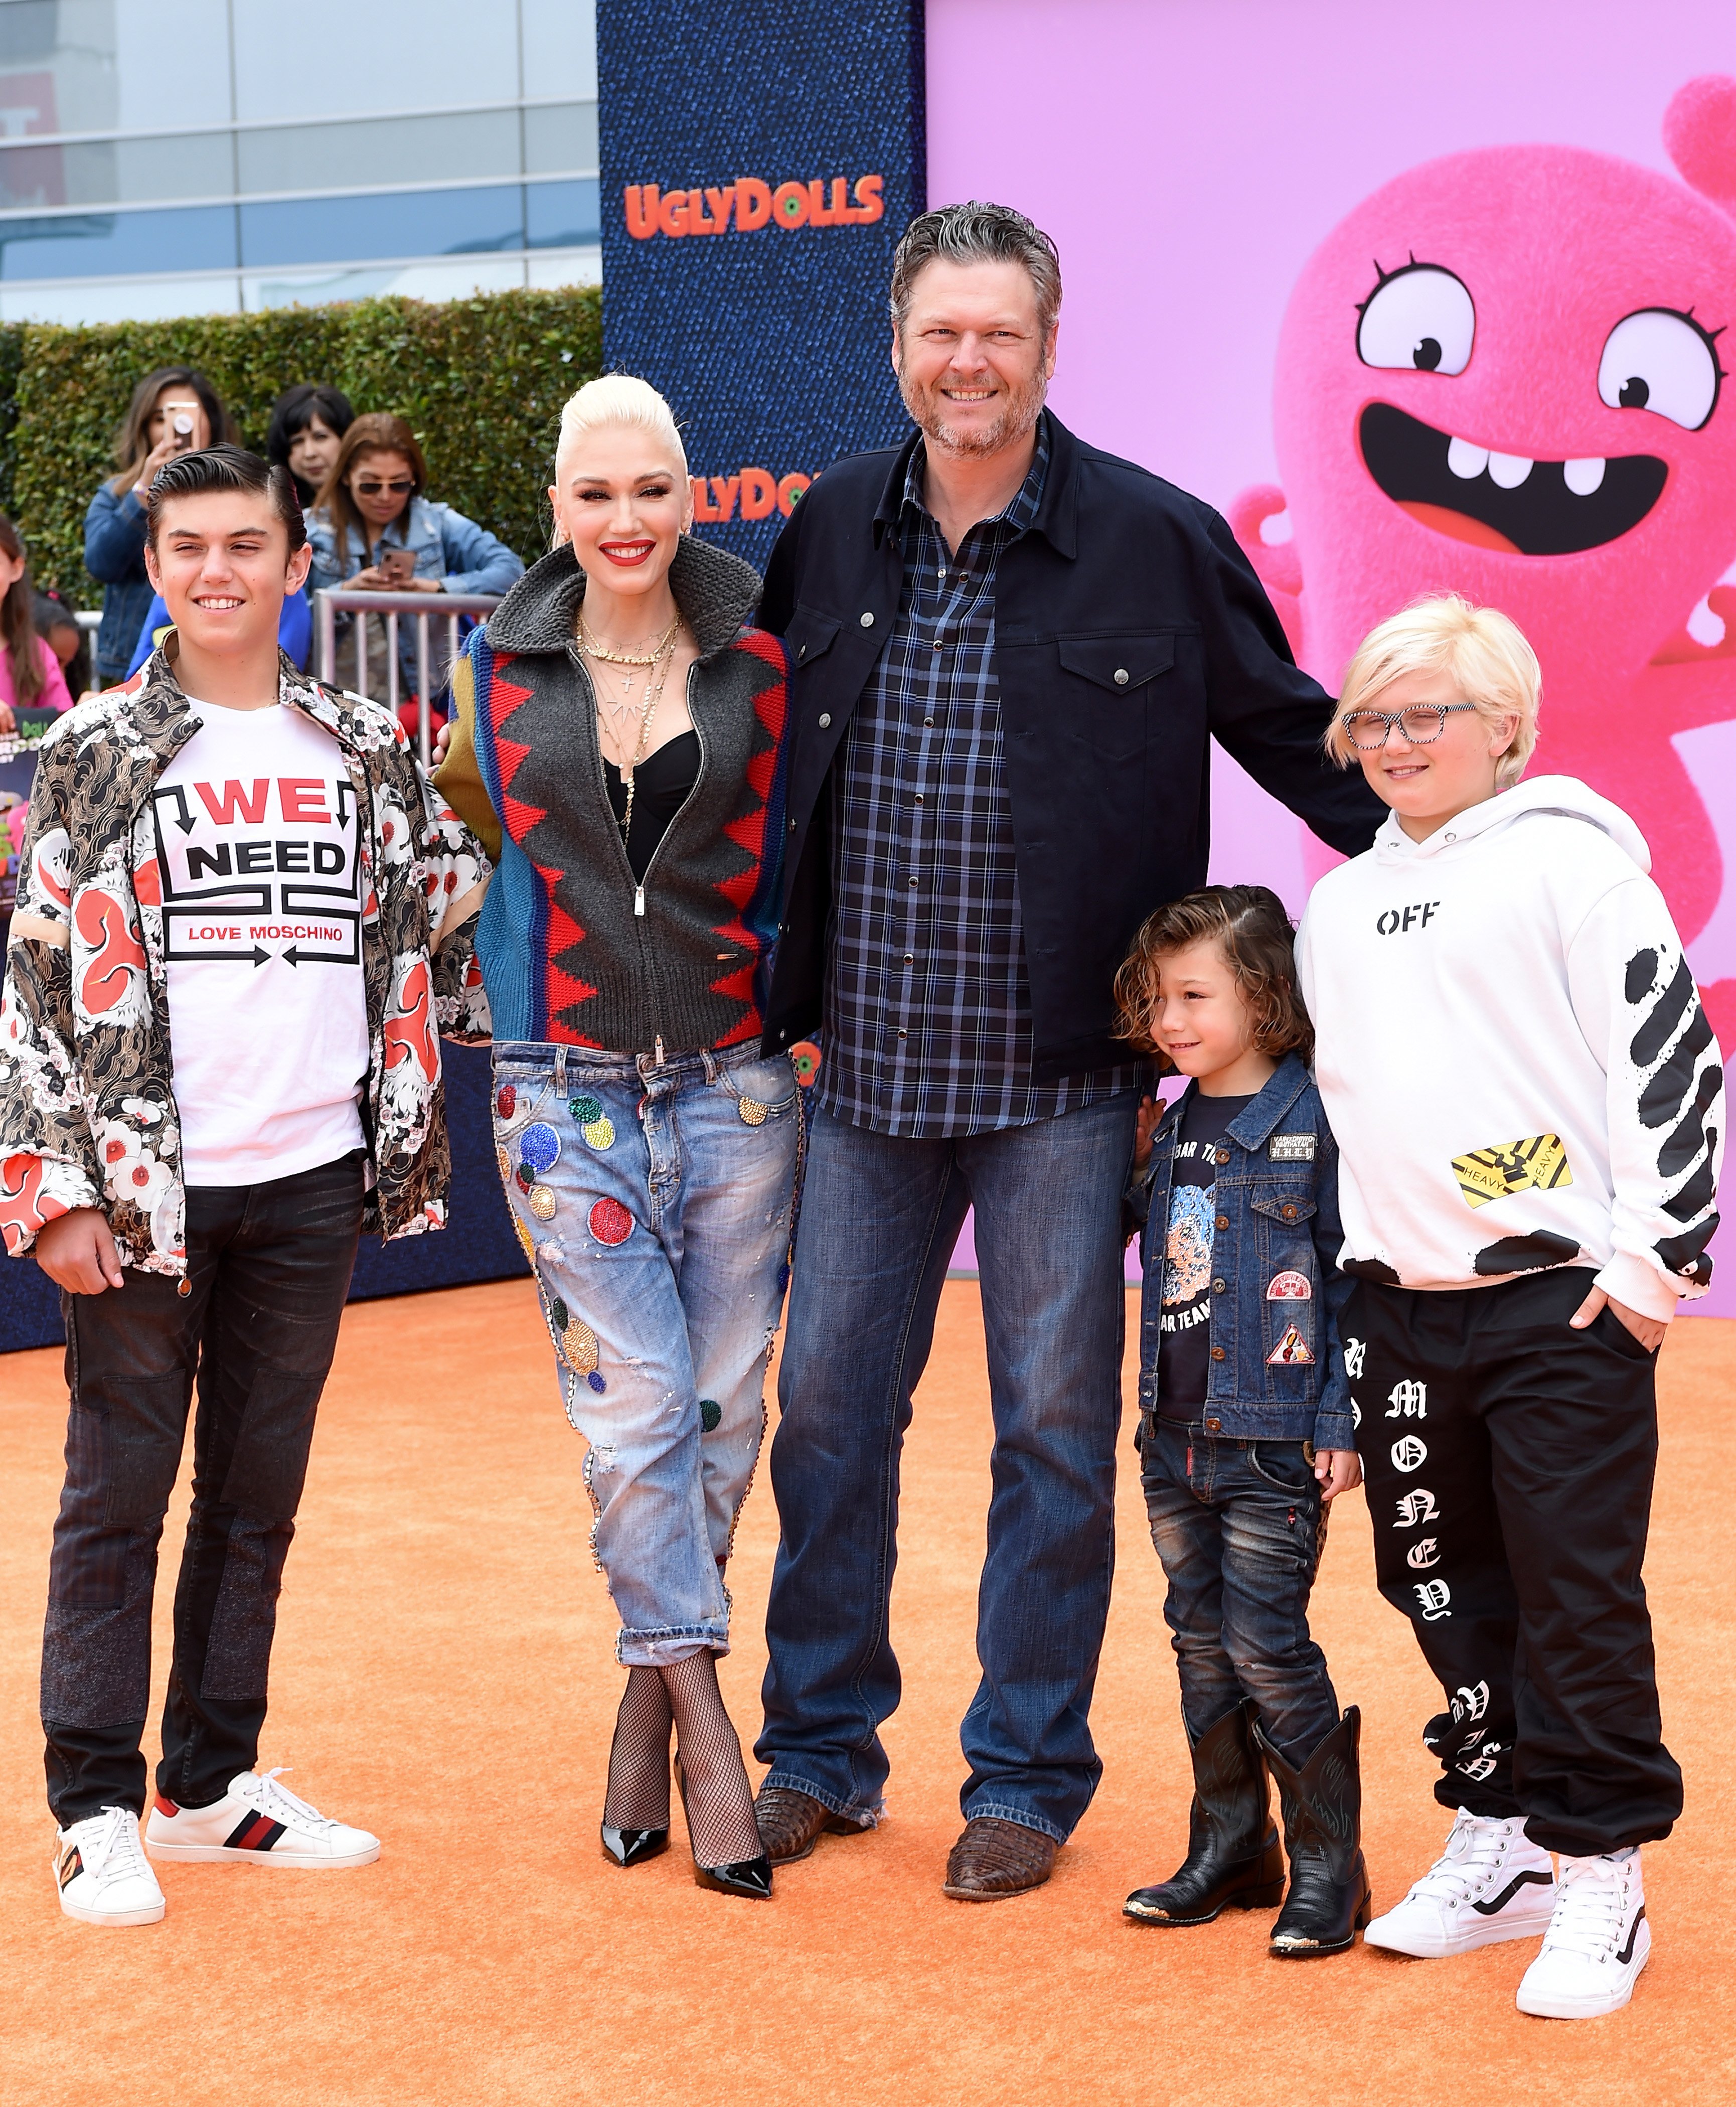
(1297, 776, 1723, 1321)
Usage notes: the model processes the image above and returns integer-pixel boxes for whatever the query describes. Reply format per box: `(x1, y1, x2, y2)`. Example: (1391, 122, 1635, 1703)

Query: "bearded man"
(750, 202, 1382, 1898)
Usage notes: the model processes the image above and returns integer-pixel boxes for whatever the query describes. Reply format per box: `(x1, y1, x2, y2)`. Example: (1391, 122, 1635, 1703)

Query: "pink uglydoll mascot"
(1232, 75, 1736, 1047)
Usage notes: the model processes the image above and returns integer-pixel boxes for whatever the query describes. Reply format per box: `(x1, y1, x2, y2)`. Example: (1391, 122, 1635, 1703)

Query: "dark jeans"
(42, 1152, 364, 1825)
(756, 1095, 1137, 1844)
(1349, 1267, 1681, 1856)
(1140, 1417, 1340, 1765)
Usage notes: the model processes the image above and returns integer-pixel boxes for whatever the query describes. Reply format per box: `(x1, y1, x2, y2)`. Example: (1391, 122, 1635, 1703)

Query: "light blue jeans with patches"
(490, 1040, 799, 1666)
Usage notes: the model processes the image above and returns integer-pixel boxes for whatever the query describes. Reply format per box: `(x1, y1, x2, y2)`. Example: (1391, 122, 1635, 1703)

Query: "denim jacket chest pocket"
(1213, 1167, 1324, 1401)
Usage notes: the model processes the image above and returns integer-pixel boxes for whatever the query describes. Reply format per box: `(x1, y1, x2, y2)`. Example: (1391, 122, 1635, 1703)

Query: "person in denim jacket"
(305, 412, 524, 703)
(1116, 884, 1369, 1959)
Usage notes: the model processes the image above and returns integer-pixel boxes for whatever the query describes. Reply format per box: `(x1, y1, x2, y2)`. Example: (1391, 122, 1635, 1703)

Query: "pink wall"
(929, 0, 1736, 1304)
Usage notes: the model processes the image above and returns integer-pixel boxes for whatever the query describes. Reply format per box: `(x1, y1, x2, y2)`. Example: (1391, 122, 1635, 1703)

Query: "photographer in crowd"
(83, 366, 232, 688)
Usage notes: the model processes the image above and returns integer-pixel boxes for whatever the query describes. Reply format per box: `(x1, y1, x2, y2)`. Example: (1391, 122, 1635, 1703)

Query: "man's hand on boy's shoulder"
(1569, 1284, 1668, 1355)
(34, 1206, 124, 1294)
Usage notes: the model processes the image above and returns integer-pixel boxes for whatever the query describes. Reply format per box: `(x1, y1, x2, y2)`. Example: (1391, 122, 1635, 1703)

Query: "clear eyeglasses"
(1339, 701, 1479, 750)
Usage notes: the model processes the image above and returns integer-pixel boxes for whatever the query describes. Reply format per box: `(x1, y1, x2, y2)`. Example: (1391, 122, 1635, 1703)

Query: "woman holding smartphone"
(433, 374, 796, 1902)
(84, 366, 231, 687)
(305, 413, 523, 704)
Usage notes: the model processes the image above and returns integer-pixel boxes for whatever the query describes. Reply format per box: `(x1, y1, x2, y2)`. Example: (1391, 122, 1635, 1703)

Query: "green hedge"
(1, 284, 602, 610)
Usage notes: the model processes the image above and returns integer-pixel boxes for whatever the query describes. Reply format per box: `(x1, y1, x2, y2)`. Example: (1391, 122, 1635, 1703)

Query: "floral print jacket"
(0, 649, 492, 1272)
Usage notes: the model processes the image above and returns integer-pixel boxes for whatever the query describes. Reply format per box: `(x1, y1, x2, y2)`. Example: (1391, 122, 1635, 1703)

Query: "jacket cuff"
(1311, 1408, 1358, 1453)
(0, 1150, 100, 1258)
(1594, 1251, 1679, 1324)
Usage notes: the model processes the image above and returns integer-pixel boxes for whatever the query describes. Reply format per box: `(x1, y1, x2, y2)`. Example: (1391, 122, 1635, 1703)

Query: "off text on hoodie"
(1296, 776, 1723, 1322)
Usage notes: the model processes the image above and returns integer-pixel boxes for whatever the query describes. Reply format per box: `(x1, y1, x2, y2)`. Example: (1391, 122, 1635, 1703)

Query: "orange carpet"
(2, 1280, 1733, 2105)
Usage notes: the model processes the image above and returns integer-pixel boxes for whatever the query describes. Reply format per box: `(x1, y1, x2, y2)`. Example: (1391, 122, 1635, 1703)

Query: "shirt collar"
(897, 411, 1051, 549)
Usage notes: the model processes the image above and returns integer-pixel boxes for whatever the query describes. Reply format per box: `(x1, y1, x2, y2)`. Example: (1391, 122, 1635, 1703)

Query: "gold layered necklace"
(577, 611, 683, 844)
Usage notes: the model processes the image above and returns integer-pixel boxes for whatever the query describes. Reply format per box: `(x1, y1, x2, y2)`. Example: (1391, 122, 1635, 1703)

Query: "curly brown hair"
(1114, 883, 1314, 1071)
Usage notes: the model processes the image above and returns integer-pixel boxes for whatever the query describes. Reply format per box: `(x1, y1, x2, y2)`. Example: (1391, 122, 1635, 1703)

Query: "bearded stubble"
(895, 343, 1050, 460)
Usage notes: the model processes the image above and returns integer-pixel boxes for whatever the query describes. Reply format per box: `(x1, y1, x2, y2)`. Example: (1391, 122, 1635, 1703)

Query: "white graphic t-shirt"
(153, 701, 369, 1185)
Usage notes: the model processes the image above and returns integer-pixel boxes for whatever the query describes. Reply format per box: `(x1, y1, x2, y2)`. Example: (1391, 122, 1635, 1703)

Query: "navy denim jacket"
(1130, 1054, 1355, 1449)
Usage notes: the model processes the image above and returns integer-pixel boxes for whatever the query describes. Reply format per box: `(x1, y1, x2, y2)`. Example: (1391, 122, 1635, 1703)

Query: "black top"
(603, 728, 700, 882)
(755, 409, 1385, 1074)
(1157, 1091, 1255, 1417)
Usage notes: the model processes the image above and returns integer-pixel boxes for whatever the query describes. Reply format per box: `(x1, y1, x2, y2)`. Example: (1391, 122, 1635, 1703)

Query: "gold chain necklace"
(591, 629, 680, 847)
(576, 612, 681, 667)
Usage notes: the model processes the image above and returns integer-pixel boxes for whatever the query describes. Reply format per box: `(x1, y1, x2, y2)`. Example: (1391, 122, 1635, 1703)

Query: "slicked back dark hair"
(145, 442, 307, 555)
(1114, 883, 1314, 1070)
(889, 200, 1062, 338)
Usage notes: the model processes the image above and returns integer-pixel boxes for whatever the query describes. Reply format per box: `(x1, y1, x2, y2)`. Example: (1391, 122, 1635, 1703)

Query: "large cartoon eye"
(1356, 264, 1475, 375)
(1597, 310, 1722, 430)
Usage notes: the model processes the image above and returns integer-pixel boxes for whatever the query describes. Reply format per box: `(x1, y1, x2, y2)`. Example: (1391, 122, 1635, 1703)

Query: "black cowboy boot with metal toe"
(1125, 1699, 1286, 1927)
(1253, 1706, 1372, 1958)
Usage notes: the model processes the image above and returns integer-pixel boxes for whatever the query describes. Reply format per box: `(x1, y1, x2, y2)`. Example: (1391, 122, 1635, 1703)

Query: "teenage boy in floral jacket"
(0, 444, 490, 1928)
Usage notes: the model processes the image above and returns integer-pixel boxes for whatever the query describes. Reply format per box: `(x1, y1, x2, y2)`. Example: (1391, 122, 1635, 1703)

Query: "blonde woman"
(436, 378, 795, 1899)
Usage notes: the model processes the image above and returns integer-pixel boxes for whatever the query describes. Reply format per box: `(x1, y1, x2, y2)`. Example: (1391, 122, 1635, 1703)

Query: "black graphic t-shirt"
(1157, 1091, 1254, 1417)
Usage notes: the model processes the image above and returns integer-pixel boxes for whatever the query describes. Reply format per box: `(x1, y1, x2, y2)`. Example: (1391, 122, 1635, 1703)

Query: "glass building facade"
(0, 0, 598, 323)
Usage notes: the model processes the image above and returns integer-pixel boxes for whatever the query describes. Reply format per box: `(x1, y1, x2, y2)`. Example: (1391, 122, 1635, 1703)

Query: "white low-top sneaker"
(145, 1768, 380, 1869)
(1516, 1848, 1650, 2019)
(55, 1806, 166, 1926)
(1364, 1808, 1556, 1958)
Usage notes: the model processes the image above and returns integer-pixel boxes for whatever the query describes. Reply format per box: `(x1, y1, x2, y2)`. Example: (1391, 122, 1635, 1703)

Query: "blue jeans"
(756, 1096, 1137, 1844)
(491, 1041, 799, 1667)
(1140, 1417, 1339, 1765)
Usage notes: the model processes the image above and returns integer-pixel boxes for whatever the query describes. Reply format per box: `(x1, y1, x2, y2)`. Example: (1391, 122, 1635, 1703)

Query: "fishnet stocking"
(664, 1650, 762, 1867)
(602, 1665, 673, 1832)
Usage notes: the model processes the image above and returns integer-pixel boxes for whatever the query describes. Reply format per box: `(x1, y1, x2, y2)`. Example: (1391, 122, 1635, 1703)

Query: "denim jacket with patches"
(1130, 1053, 1355, 1449)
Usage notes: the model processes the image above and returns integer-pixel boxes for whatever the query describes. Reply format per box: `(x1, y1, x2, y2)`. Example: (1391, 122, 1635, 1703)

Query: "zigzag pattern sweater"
(437, 536, 789, 1052)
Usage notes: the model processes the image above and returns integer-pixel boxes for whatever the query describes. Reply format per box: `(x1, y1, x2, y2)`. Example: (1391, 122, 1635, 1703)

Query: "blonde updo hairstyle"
(550, 374, 689, 550)
(1327, 593, 1540, 789)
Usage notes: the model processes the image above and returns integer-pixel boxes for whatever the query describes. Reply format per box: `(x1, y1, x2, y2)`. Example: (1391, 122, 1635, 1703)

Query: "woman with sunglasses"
(305, 413, 522, 704)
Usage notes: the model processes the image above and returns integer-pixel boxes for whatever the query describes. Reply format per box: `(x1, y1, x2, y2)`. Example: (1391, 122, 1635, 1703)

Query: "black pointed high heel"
(600, 1824, 670, 1867)
(674, 1755, 773, 1899)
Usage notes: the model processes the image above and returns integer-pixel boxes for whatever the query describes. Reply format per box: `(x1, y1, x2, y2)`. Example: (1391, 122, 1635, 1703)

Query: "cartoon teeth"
(1446, 436, 1603, 495)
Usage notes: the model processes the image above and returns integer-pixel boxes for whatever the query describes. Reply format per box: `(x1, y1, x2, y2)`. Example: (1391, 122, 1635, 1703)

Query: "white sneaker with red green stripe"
(145, 1768, 379, 1868)
(55, 1806, 166, 1925)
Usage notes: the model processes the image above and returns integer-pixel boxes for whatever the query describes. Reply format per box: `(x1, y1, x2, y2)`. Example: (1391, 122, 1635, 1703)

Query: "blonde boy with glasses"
(1297, 592, 1722, 2019)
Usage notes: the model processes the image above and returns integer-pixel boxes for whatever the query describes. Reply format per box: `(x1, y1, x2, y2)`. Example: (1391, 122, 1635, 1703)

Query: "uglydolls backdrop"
(929, 0, 1736, 1308)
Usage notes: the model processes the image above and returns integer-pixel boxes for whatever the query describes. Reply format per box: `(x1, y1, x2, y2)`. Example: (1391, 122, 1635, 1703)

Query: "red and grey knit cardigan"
(436, 535, 790, 1051)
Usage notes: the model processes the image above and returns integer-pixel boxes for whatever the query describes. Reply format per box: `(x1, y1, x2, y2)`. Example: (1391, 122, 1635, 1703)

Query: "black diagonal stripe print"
(1640, 1004, 1716, 1129)
(1658, 1063, 1723, 1177)
(1617, 1903, 1648, 1966)
(1663, 1145, 1719, 1224)
(1630, 955, 1696, 1068)
(1657, 1217, 1719, 1279)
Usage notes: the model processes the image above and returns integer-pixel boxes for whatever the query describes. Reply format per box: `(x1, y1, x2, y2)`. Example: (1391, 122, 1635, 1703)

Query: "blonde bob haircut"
(550, 375, 688, 546)
(1327, 593, 1541, 789)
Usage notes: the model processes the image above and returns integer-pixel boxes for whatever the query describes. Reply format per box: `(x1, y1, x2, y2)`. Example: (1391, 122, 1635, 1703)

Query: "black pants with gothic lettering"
(1347, 1267, 1681, 1858)
(41, 1153, 364, 1826)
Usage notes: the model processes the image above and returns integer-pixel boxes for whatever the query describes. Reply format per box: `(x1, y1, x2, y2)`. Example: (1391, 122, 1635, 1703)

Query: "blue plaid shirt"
(816, 417, 1144, 1138)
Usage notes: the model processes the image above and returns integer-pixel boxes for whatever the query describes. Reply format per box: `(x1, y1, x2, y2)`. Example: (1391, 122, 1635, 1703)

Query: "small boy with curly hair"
(1117, 883, 1366, 1959)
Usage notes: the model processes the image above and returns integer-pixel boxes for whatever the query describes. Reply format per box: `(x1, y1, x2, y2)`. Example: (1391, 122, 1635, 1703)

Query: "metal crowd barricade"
(314, 587, 502, 767)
